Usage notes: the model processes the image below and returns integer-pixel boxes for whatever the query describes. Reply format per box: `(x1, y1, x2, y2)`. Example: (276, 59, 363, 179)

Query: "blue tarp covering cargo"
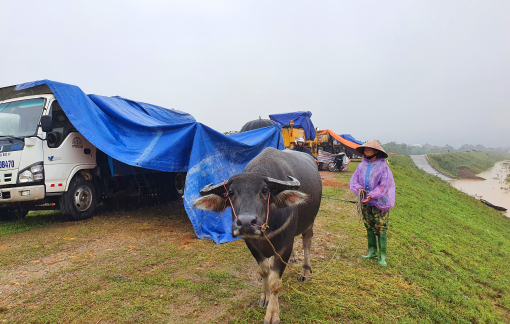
(15, 80, 284, 243)
(340, 134, 363, 145)
(269, 111, 316, 140)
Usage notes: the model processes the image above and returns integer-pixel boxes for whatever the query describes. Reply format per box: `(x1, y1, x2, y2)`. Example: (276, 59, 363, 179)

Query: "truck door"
(43, 100, 96, 194)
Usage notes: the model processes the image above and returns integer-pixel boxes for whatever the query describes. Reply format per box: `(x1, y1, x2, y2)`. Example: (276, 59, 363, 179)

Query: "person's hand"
(362, 196, 372, 204)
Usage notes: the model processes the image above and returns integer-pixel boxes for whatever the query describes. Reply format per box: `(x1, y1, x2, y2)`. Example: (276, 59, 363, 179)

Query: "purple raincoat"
(350, 158, 395, 211)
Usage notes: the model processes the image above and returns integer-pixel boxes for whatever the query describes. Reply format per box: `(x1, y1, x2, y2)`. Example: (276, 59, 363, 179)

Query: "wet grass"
(332, 160, 359, 182)
(383, 156, 510, 323)
(1, 157, 510, 323)
(0, 211, 60, 237)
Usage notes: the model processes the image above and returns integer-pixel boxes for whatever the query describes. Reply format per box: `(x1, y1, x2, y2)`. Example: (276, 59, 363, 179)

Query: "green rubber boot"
(362, 230, 378, 260)
(378, 232, 387, 266)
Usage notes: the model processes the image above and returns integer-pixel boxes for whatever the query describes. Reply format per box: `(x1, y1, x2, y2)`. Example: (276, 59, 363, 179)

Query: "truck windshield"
(0, 98, 45, 138)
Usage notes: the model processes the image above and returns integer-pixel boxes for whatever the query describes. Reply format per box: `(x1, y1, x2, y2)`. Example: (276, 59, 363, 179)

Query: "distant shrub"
(388, 155, 418, 169)
(428, 152, 510, 176)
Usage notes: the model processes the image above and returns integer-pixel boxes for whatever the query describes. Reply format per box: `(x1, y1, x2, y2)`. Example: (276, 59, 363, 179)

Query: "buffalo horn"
(264, 176, 300, 190)
(199, 182, 228, 196)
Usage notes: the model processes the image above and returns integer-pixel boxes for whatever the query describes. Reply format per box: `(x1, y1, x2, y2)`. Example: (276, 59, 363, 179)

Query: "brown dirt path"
(319, 170, 350, 189)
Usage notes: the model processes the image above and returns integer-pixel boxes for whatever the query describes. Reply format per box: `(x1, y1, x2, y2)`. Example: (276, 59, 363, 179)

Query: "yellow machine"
(281, 120, 319, 157)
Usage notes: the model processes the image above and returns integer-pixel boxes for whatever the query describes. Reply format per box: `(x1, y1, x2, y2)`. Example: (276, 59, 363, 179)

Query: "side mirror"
(40, 115, 53, 133)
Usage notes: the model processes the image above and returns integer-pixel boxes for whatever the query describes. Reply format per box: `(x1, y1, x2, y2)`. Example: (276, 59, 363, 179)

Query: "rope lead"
(356, 189, 367, 223)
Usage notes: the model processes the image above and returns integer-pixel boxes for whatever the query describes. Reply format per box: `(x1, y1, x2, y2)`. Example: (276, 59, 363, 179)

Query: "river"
(449, 161, 510, 216)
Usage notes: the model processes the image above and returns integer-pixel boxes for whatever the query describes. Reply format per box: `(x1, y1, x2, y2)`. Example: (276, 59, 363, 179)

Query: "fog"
(1, 0, 508, 147)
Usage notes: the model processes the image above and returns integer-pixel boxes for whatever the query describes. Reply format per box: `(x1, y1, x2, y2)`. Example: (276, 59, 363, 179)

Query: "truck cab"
(0, 93, 97, 220)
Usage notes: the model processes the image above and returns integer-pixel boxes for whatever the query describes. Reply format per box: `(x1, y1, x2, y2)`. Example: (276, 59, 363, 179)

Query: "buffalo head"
(193, 173, 309, 239)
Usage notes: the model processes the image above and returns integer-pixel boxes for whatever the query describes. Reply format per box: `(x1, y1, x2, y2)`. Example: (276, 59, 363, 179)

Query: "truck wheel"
(174, 173, 186, 197)
(60, 176, 97, 221)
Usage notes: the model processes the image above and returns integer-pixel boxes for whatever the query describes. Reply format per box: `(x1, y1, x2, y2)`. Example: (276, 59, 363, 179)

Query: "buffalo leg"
(264, 245, 292, 324)
(258, 257, 271, 307)
(289, 249, 297, 263)
(246, 242, 272, 307)
(298, 225, 313, 282)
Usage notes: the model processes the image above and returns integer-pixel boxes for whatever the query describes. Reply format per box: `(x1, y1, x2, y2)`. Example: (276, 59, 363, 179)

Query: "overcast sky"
(1, 1, 509, 147)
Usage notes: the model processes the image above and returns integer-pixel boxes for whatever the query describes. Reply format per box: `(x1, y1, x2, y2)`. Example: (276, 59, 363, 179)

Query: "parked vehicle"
(0, 88, 185, 221)
(269, 111, 319, 157)
(317, 150, 350, 172)
(317, 129, 360, 158)
(278, 121, 319, 157)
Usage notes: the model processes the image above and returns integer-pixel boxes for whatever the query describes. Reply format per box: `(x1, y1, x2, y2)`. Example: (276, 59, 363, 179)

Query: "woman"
(350, 140, 395, 265)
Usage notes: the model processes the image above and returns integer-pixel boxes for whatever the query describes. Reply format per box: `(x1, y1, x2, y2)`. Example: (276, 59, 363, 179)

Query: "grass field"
(1, 157, 510, 323)
(427, 151, 510, 177)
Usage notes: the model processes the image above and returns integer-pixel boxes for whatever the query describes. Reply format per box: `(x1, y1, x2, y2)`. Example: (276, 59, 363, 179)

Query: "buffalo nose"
(237, 214, 257, 228)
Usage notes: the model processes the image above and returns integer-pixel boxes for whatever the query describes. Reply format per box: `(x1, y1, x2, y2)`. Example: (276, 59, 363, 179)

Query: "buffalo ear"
(272, 190, 309, 208)
(193, 194, 227, 212)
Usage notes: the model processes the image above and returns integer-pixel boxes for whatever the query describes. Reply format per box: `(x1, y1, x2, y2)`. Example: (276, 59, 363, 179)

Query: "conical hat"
(355, 140, 388, 159)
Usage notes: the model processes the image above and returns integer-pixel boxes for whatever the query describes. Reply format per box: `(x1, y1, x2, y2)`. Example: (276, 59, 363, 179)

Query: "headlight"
(18, 162, 44, 183)
(31, 165, 44, 173)
(19, 170, 34, 183)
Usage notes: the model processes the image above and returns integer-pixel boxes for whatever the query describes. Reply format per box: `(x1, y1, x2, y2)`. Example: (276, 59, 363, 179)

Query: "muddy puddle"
(449, 161, 510, 216)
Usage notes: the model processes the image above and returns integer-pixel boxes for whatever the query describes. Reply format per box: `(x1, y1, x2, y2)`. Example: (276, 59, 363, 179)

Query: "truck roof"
(0, 84, 53, 102)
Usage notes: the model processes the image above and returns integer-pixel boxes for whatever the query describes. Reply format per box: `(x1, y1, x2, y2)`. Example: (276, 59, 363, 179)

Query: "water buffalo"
(194, 147, 322, 324)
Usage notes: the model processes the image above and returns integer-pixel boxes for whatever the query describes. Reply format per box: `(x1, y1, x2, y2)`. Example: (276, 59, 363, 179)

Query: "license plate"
(0, 160, 14, 169)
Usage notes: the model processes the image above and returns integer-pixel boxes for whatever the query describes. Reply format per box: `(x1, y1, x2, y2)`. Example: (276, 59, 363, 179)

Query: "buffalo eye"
(261, 188, 268, 194)
(227, 189, 235, 197)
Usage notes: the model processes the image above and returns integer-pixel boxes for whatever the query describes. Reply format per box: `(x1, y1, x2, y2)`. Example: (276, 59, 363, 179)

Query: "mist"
(1, 0, 508, 147)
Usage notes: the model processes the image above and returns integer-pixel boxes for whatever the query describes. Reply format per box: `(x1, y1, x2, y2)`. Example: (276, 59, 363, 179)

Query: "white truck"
(0, 87, 185, 221)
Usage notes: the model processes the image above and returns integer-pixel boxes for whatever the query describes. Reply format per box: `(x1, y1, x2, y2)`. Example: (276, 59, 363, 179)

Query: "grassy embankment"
(428, 151, 510, 178)
(0, 156, 509, 323)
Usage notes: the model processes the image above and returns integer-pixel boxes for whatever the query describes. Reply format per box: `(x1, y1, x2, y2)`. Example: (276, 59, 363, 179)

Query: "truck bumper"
(0, 185, 45, 203)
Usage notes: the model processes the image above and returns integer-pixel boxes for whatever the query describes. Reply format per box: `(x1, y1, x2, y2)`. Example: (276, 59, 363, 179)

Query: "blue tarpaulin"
(340, 134, 363, 145)
(269, 111, 316, 140)
(15, 80, 284, 243)
(184, 124, 283, 243)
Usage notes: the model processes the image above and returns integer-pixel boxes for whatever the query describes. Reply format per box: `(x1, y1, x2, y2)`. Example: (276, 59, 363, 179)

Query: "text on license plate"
(0, 160, 14, 168)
